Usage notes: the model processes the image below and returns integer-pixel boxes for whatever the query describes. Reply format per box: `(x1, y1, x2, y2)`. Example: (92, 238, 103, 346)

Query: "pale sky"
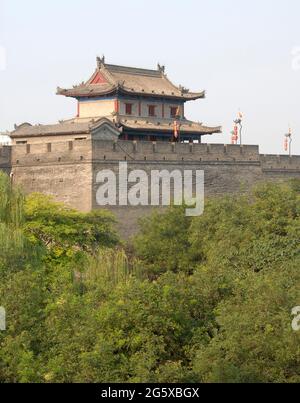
(0, 0, 299, 154)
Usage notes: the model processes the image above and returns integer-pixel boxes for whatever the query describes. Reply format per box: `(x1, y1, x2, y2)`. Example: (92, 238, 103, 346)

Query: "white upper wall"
(79, 99, 115, 118)
(78, 97, 185, 119)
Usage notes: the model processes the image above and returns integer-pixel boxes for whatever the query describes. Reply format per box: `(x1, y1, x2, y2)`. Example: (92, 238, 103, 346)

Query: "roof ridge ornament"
(96, 55, 105, 69)
(179, 85, 190, 94)
(117, 80, 125, 88)
(57, 61, 205, 101)
(157, 63, 166, 74)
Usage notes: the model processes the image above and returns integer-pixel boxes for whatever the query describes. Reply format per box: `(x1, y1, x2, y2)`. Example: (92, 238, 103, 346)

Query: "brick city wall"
(1, 140, 300, 237)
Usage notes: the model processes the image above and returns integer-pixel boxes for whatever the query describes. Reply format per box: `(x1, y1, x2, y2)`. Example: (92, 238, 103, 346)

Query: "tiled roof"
(57, 58, 205, 101)
(10, 115, 221, 139)
(10, 122, 91, 138)
(118, 116, 221, 135)
(10, 118, 122, 139)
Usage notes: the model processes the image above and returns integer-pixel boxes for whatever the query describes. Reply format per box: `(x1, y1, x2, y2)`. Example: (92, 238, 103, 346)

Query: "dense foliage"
(0, 171, 299, 383)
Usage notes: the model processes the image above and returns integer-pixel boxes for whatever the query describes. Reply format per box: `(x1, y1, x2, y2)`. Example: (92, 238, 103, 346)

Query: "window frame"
(170, 106, 179, 118)
(148, 105, 156, 117)
(125, 103, 133, 115)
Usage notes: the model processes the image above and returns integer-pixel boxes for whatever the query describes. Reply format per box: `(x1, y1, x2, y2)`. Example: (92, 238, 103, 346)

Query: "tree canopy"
(0, 171, 299, 383)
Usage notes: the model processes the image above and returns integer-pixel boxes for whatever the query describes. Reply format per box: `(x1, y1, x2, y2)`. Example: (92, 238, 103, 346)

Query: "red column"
(114, 99, 119, 113)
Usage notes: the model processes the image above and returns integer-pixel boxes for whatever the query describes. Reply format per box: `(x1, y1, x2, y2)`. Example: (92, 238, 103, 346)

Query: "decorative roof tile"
(9, 116, 221, 139)
(118, 116, 221, 135)
(10, 121, 92, 138)
(57, 58, 205, 101)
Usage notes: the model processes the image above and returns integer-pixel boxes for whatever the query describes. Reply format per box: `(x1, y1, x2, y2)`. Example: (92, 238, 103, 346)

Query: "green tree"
(133, 206, 193, 277)
(0, 172, 41, 275)
(189, 182, 300, 273)
(1, 174, 299, 384)
(24, 193, 119, 253)
(192, 258, 300, 383)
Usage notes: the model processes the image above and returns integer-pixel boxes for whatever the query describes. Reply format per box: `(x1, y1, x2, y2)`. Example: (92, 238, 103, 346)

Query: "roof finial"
(96, 55, 105, 68)
(179, 85, 190, 94)
(157, 63, 166, 74)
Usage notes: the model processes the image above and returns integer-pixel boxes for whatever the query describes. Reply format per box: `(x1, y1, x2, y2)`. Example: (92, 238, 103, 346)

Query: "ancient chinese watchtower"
(10, 57, 221, 144)
(57, 56, 221, 142)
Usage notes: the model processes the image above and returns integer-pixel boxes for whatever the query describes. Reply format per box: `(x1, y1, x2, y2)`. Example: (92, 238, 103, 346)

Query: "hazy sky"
(0, 0, 299, 154)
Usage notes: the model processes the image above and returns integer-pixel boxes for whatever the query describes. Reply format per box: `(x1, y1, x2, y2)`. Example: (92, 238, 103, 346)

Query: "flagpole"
(284, 127, 292, 157)
(234, 111, 243, 146)
(239, 123, 242, 146)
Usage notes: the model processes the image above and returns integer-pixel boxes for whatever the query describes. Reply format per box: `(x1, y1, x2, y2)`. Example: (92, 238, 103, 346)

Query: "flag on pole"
(231, 124, 238, 144)
(284, 136, 288, 152)
(174, 120, 179, 140)
(284, 127, 292, 152)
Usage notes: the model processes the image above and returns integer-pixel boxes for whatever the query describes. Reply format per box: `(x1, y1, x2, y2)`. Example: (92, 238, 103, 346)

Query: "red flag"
(284, 137, 288, 152)
(231, 124, 238, 144)
(173, 108, 181, 141)
(173, 121, 179, 140)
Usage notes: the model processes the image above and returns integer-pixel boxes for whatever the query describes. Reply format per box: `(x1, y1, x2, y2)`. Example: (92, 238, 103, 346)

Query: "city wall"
(1, 140, 299, 237)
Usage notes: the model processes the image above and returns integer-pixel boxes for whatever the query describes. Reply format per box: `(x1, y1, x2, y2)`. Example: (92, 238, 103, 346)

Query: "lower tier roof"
(118, 116, 221, 135)
(10, 116, 221, 139)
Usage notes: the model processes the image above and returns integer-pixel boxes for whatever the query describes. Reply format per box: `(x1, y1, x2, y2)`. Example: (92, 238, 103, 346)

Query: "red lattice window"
(125, 103, 133, 115)
(170, 107, 178, 118)
(148, 105, 156, 117)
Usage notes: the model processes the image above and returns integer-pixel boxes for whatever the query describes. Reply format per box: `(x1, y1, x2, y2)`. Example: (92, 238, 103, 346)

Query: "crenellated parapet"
(10, 140, 93, 167)
(261, 154, 300, 172)
(1, 140, 299, 170)
(1, 140, 299, 237)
